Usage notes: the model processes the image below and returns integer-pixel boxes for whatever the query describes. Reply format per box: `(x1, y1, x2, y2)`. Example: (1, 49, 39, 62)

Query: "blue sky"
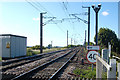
(0, 1, 119, 47)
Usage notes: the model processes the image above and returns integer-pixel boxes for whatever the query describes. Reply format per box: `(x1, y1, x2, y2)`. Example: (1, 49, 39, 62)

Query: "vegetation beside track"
(43, 47, 67, 53)
(26, 47, 67, 56)
(73, 67, 96, 78)
(0, 57, 2, 61)
(94, 28, 120, 56)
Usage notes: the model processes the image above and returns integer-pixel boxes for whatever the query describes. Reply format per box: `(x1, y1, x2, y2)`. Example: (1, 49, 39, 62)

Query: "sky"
(0, 0, 119, 47)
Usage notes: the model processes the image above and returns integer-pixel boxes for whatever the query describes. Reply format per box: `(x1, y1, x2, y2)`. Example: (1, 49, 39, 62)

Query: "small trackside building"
(0, 34, 27, 58)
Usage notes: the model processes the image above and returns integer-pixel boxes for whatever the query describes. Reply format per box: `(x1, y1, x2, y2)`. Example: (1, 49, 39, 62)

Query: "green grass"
(73, 66, 107, 79)
(43, 48, 67, 53)
(0, 57, 2, 61)
(73, 67, 96, 79)
(26, 47, 67, 56)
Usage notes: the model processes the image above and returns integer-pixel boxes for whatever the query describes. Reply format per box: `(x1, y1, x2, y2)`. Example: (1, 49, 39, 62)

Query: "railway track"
(1, 48, 74, 80)
(1, 49, 70, 71)
(10, 47, 79, 80)
(57, 47, 89, 79)
(2, 49, 69, 66)
(56, 47, 94, 80)
(2, 52, 58, 71)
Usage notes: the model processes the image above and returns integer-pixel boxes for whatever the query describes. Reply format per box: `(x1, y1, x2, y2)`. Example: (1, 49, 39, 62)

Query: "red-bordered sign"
(86, 50, 100, 63)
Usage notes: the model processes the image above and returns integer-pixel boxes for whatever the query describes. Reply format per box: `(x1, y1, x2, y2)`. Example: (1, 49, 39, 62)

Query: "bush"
(31, 45, 46, 50)
(26, 48, 33, 56)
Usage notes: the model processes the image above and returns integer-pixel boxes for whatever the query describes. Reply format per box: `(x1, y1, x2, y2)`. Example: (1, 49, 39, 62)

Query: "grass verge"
(26, 47, 67, 56)
(73, 67, 96, 79)
(0, 57, 2, 61)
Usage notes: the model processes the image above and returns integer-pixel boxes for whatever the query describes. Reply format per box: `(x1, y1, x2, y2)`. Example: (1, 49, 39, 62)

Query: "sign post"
(86, 46, 100, 71)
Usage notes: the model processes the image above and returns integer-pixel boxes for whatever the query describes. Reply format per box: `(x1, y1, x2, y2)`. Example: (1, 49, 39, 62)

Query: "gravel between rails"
(2, 49, 69, 66)
(56, 47, 91, 79)
(2, 49, 71, 79)
(1, 53, 56, 70)
(27, 49, 78, 79)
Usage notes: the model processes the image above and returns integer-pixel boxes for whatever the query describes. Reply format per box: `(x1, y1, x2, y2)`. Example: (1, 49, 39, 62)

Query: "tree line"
(94, 28, 120, 54)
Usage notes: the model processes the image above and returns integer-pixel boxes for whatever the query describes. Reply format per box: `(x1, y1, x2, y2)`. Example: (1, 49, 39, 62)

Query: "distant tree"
(64, 45, 76, 48)
(31, 46, 36, 50)
(31, 45, 46, 50)
(94, 28, 118, 52)
(68, 45, 74, 47)
(47, 44, 52, 49)
(35, 45, 40, 49)
(76, 45, 81, 47)
(85, 42, 94, 46)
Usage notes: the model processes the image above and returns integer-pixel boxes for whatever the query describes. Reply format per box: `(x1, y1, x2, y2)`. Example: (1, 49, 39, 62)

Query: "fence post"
(96, 57, 102, 78)
(107, 59, 116, 79)
(118, 63, 120, 80)
(96, 58, 99, 78)
(102, 49, 109, 72)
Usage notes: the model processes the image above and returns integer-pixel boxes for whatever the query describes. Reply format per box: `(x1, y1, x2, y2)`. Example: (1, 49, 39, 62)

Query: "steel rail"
(2, 55, 47, 71)
(48, 50, 79, 80)
(2, 49, 71, 71)
(11, 49, 73, 80)
(2, 48, 70, 66)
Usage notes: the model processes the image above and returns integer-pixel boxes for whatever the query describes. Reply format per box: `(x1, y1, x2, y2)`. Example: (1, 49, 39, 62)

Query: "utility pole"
(67, 30, 68, 48)
(92, 4, 101, 45)
(85, 30, 86, 47)
(82, 6, 90, 45)
(88, 7, 90, 45)
(51, 41, 53, 48)
(40, 12, 46, 53)
(71, 38, 72, 45)
(71, 38, 72, 47)
(40, 13, 43, 53)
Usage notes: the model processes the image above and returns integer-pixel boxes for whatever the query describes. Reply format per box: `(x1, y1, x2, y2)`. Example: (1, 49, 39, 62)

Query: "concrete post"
(102, 49, 109, 72)
(0, 61, 1, 80)
(118, 63, 120, 80)
(96, 59, 102, 78)
(96, 58, 99, 78)
(107, 59, 116, 79)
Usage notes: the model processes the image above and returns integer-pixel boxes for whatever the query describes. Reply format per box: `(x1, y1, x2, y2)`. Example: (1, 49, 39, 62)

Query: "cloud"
(33, 18, 39, 21)
(102, 11, 109, 16)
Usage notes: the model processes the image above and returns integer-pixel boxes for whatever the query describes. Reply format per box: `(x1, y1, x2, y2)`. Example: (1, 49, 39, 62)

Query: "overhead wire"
(58, 2, 70, 31)
(35, 0, 67, 34)
(59, 1, 77, 44)
(66, 3, 78, 45)
(61, 1, 79, 45)
(34, 0, 55, 17)
(65, 2, 76, 36)
(26, 0, 66, 34)
(81, 0, 88, 45)
(25, 0, 42, 12)
(60, 1, 76, 45)
(25, 0, 86, 45)
(60, 2, 74, 28)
